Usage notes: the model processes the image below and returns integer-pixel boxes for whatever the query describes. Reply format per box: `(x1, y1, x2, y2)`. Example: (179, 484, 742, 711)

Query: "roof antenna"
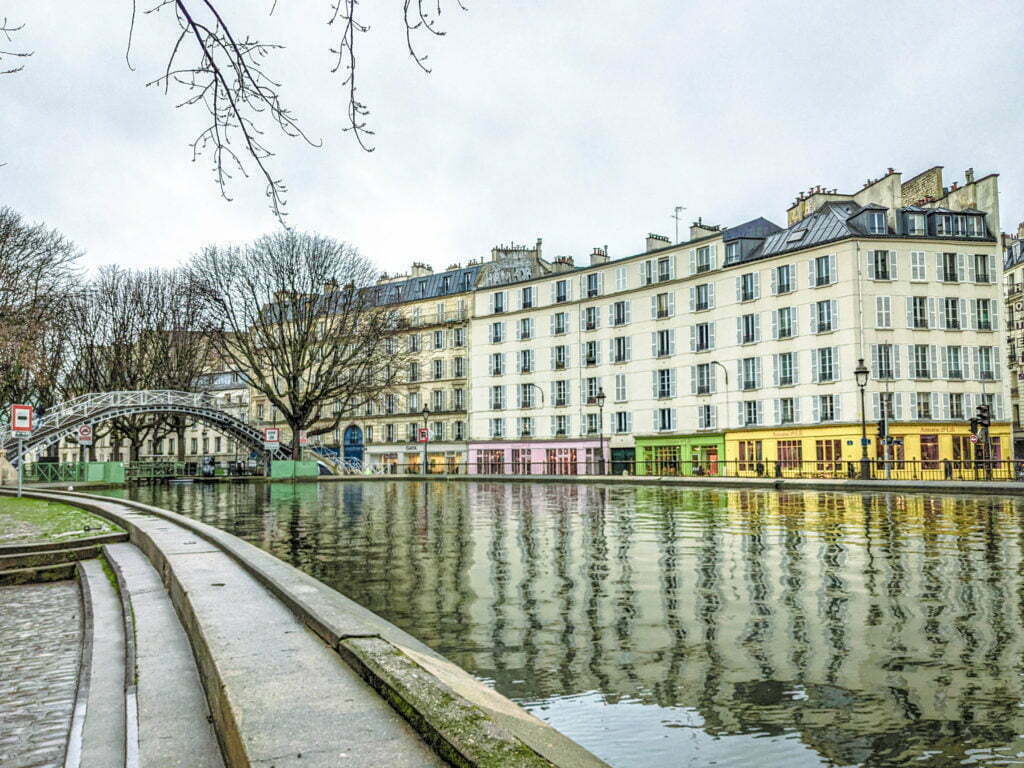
(671, 205, 686, 243)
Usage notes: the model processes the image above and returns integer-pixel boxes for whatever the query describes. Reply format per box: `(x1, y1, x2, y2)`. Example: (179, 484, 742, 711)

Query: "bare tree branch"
(0, 16, 31, 75)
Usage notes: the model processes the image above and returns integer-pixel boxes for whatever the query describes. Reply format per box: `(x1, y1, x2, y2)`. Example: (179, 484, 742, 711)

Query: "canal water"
(100, 481, 1024, 767)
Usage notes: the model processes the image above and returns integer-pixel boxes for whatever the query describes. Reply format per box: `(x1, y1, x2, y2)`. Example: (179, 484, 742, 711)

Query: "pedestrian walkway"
(0, 580, 81, 768)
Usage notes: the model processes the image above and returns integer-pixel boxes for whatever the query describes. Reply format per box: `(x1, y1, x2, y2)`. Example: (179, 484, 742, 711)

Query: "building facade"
(1004, 222, 1024, 458)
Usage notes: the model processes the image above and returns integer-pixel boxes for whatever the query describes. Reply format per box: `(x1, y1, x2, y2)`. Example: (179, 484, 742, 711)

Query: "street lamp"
(854, 358, 870, 480)
(421, 405, 430, 475)
(594, 388, 607, 475)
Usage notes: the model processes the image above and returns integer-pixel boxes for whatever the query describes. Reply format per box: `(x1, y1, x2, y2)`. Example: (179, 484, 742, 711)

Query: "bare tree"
(190, 230, 408, 455)
(0, 207, 79, 419)
(134, 1, 467, 219)
(0, 16, 30, 75)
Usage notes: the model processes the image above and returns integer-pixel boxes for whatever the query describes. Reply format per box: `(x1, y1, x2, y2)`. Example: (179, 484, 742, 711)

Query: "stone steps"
(0, 544, 103, 571)
(0, 562, 77, 586)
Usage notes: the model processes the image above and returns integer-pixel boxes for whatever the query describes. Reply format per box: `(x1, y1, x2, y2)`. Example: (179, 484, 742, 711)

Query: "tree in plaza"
(0, 206, 80, 422)
(190, 230, 408, 456)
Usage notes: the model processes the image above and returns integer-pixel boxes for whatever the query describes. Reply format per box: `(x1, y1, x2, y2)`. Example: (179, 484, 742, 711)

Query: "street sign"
(78, 424, 94, 446)
(970, 434, 979, 444)
(263, 427, 280, 450)
(417, 428, 431, 443)
(10, 404, 32, 433)
(861, 438, 871, 446)
(298, 430, 308, 447)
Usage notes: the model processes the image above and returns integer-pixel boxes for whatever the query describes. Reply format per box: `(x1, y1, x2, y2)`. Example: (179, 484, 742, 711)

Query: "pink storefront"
(468, 440, 609, 476)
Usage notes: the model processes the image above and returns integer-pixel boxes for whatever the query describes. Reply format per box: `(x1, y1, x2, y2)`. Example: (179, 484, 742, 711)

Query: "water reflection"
(103, 482, 1024, 767)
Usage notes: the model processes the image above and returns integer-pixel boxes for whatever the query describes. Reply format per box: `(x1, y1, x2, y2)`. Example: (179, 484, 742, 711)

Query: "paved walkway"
(0, 580, 81, 768)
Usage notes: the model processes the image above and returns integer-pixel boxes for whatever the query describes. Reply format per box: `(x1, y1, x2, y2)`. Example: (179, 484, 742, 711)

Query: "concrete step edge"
(0, 545, 103, 571)
(0, 532, 128, 555)
(103, 547, 140, 768)
(0, 562, 77, 586)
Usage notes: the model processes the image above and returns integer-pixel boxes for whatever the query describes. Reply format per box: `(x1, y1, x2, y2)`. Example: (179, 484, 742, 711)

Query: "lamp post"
(855, 358, 870, 480)
(594, 388, 607, 475)
(421, 405, 430, 475)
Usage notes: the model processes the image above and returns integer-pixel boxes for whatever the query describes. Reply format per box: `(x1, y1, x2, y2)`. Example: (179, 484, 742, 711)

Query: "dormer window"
(725, 242, 740, 263)
(967, 216, 986, 238)
(867, 211, 886, 235)
(905, 213, 925, 235)
(936, 214, 953, 236)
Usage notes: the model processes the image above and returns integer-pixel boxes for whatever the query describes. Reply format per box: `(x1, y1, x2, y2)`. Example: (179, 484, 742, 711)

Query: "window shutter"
(736, 317, 743, 345)
(871, 345, 879, 377)
(792, 353, 799, 384)
(737, 401, 745, 427)
(710, 406, 717, 429)
(957, 253, 966, 282)
(809, 304, 818, 334)
(625, 337, 632, 360)
(808, 259, 815, 287)
(793, 397, 801, 423)
(935, 252, 943, 280)
(791, 309, 799, 337)
(890, 251, 898, 280)
(940, 346, 948, 378)
(753, 314, 761, 342)
(549, 283, 555, 303)
(991, 302, 999, 331)
(669, 255, 677, 279)
(810, 349, 818, 382)
(833, 348, 841, 381)
(754, 273, 761, 299)
(650, 294, 657, 319)
(996, 394, 1004, 421)
(812, 396, 820, 423)
(773, 398, 781, 424)
(756, 401, 764, 425)
(910, 392, 918, 419)
(893, 393, 903, 420)
(608, 304, 614, 325)
(686, 249, 695, 275)
(966, 254, 976, 282)
(830, 300, 838, 329)
(941, 393, 950, 420)
(987, 254, 996, 283)
(650, 332, 658, 358)
(690, 366, 697, 394)
(708, 283, 715, 308)
(993, 345, 1001, 377)
(709, 323, 716, 348)
(959, 298, 968, 330)
(828, 254, 837, 283)
(667, 293, 675, 316)
(709, 246, 718, 270)
(772, 354, 780, 386)
(651, 372, 658, 398)
(927, 298, 937, 329)
(928, 345, 938, 378)
(735, 276, 742, 302)
(866, 251, 876, 279)
(771, 310, 779, 340)
(871, 392, 880, 420)
(708, 364, 716, 392)
(549, 315, 555, 335)
(669, 330, 676, 355)
(770, 268, 777, 295)
(905, 297, 914, 328)
(670, 369, 678, 397)
(833, 394, 841, 422)
(688, 287, 696, 312)
(937, 300, 947, 330)
(893, 345, 902, 379)
(689, 326, 696, 352)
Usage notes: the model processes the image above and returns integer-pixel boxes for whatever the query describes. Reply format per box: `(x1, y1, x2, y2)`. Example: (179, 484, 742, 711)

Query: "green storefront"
(633, 433, 726, 477)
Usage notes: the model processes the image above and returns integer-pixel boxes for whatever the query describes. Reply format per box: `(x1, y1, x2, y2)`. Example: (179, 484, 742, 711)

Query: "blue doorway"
(343, 425, 364, 467)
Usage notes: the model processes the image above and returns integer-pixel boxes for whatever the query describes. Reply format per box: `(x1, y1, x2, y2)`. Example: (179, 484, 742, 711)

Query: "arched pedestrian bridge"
(2, 390, 288, 466)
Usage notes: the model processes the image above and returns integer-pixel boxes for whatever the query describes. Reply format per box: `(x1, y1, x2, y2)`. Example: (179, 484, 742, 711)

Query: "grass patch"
(0, 497, 122, 545)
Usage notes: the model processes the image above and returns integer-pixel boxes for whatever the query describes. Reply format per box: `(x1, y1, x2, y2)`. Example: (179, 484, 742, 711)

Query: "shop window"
(737, 440, 763, 473)
(777, 440, 802, 469)
(815, 439, 842, 474)
(920, 435, 939, 469)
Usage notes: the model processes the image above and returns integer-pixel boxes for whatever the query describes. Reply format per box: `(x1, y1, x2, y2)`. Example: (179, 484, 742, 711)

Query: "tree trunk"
(131, 441, 141, 462)
(177, 426, 186, 461)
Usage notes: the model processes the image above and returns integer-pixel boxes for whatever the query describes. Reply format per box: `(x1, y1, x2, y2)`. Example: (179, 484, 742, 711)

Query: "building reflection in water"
(114, 481, 1024, 768)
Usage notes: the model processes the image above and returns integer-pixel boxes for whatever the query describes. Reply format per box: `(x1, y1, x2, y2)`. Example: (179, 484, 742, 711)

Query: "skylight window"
(787, 229, 807, 243)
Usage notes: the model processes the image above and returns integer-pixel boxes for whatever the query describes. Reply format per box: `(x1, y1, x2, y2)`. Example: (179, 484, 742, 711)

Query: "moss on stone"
(0, 497, 122, 545)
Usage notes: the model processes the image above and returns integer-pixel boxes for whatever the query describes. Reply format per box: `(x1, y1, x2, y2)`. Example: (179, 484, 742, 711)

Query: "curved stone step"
(102, 542, 224, 768)
(0, 532, 127, 555)
(0, 562, 77, 586)
(0, 544, 103, 571)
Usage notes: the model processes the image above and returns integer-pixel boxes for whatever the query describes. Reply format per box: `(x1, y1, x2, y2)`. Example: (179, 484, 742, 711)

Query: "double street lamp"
(593, 388, 607, 475)
(854, 358, 870, 480)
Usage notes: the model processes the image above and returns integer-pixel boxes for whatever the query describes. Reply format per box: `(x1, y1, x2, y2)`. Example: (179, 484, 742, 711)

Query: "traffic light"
(876, 419, 888, 438)
(970, 417, 979, 435)
(977, 404, 991, 428)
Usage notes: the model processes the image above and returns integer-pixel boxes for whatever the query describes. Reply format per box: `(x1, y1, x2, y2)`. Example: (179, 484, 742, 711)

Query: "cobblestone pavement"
(0, 581, 82, 768)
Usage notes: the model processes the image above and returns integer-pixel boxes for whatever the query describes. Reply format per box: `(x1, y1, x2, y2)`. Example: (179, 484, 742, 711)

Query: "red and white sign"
(417, 427, 431, 443)
(10, 404, 33, 434)
(78, 424, 94, 446)
(970, 434, 979, 444)
(298, 430, 309, 447)
(263, 427, 280, 449)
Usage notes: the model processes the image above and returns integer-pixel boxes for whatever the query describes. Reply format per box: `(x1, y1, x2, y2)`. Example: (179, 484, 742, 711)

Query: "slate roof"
(722, 217, 783, 241)
(373, 264, 482, 305)
(760, 201, 860, 258)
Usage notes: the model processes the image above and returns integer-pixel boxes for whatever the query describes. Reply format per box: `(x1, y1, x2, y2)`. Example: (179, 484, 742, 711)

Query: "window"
(779, 398, 796, 424)
(975, 298, 992, 330)
(654, 368, 675, 399)
(941, 252, 958, 283)
(552, 345, 568, 370)
(695, 246, 711, 273)
(640, 260, 654, 285)
(492, 292, 506, 313)
(937, 215, 953, 236)
(614, 374, 627, 401)
(432, 390, 444, 410)
(738, 272, 759, 302)
(774, 264, 795, 295)
(552, 414, 569, 436)
(408, 362, 420, 382)
(698, 404, 716, 429)
(694, 322, 714, 352)
(615, 266, 628, 291)
(613, 412, 630, 434)
(552, 312, 568, 335)
(518, 349, 534, 373)
(654, 329, 673, 358)
(967, 216, 986, 238)
(432, 359, 444, 380)
(867, 210, 886, 234)
(384, 394, 396, 414)
(979, 347, 994, 380)
(432, 422, 445, 441)
(585, 413, 600, 435)
(910, 251, 927, 281)
(407, 392, 420, 412)
(775, 307, 796, 339)
(741, 400, 761, 427)
(584, 306, 599, 331)
(490, 322, 504, 343)
(912, 344, 931, 379)
(583, 340, 599, 366)
(815, 347, 837, 382)
(453, 357, 466, 378)
(408, 334, 421, 352)
(874, 344, 895, 379)
(814, 254, 833, 286)
(871, 250, 893, 280)
(611, 336, 631, 363)
(737, 440, 763, 472)
(489, 386, 505, 410)
(740, 357, 761, 390)
(906, 213, 925, 235)
(555, 280, 569, 303)
(946, 346, 963, 379)
(695, 363, 713, 394)
(587, 273, 600, 297)
(693, 283, 711, 311)
(815, 439, 842, 473)
(385, 424, 395, 442)
(654, 292, 674, 319)
(921, 435, 939, 469)
(655, 408, 675, 432)
(949, 393, 964, 420)
(740, 313, 758, 344)
(776, 352, 795, 386)
(518, 317, 533, 340)
(725, 242, 740, 263)
(553, 380, 569, 407)
(778, 439, 802, 468)
(814, 300, 836, 333)
(453, 328, 466, 347)
(489, 418, 505, 438)
(433, 330, 444, 349)
(611, 300, 630, 326)
(521, 286, 534, 308)
(657, 256, 672, 282)
(875, 296, 892, 329)
(975, 253, 992, 283)
(489, 352, 505, 376)
(911, 297, 928, 329)
(406, 423, 417, 442)
(519, 384, 536, 408)
(818, 394, 836, 422)
(944, 297, 960, 329)
(452, 388, 465, 410)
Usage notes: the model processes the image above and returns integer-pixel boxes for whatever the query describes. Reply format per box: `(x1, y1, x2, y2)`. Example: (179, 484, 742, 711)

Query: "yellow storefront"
(724, 422, 1013, 479)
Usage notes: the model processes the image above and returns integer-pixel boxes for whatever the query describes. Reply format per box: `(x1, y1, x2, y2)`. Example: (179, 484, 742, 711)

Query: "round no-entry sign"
(78, 424, 94, 445)
(970, 434, 979, 444)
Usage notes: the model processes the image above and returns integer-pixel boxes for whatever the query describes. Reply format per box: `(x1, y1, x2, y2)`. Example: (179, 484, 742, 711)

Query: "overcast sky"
(4, 0, 1024, 274)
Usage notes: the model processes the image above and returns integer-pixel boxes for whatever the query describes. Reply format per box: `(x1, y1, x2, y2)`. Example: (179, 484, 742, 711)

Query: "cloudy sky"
(4, 0, 1024, 274)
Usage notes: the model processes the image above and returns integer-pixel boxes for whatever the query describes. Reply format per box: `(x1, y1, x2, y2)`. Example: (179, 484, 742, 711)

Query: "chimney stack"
(965, 168, 975, 184)
(645, 233, 670, 252)
(590, 246, 609, 266)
